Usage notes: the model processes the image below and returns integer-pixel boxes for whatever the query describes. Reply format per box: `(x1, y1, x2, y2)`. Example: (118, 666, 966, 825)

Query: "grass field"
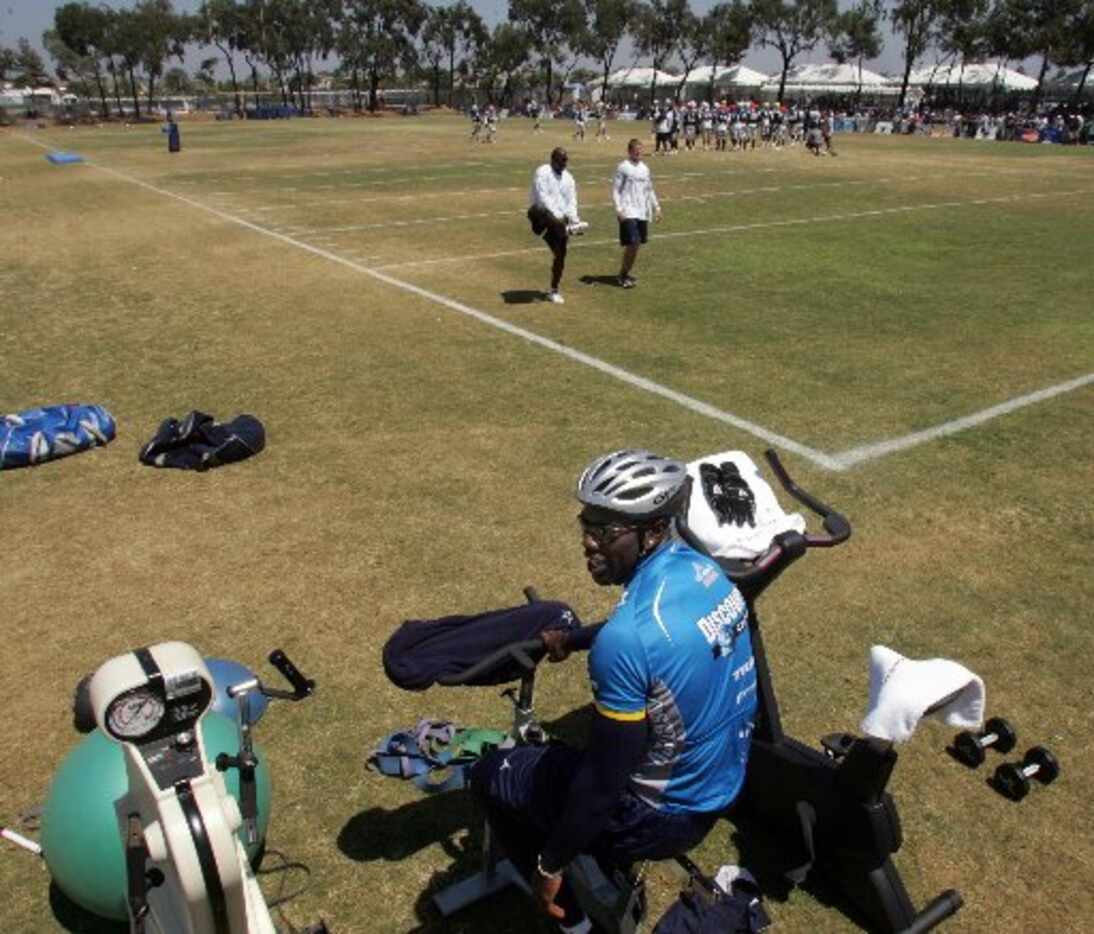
(1, 113, 1092, 934)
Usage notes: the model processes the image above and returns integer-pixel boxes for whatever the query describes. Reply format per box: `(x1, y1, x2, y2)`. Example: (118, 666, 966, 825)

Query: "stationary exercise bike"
(86, 641, 326, 934)
(425, 451, 964, 933)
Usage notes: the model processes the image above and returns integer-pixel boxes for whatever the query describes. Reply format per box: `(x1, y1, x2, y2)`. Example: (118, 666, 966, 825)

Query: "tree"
(633, 0, 691, 105)
(194, 55, 220, 96)
(936, 0, 988, 65)
(472, 22, 532, 106)
(752, 0, 838, 102)
(163, 65, 192, 94)
(988, 0, 1080, 108)
(195, 0, 247, 114)
(52, 3, 115, 116)
(1058, 0, 1094, 100)
(0, 47, 17, 83)
(510, 0, 584, 105)
(43, 28, 94, 99)
(419, 10, 447, 105)
(674, 6, 707, 98)
(891, 0, 943, 108)
(14, 37, 50, 86)
(338, 0, 427, 112)
(422, 2, 486, 107)
(134, 0, 188, 114)
(704, 0, 753, 103)
(576, 0, 638, 107)
(110, 8, 148, 117)
(827, 0, 884, 100)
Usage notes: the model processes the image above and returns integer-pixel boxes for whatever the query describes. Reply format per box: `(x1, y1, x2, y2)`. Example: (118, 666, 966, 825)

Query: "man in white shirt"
(527, 147, 581, 304)
(612, 139, 661, 289)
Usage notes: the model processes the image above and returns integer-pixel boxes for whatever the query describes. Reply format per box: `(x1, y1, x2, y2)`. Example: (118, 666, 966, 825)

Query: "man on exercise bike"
(470, 450, 758, 933)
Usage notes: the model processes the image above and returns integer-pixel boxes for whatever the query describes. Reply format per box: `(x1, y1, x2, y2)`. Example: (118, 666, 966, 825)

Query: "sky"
(0, 0, 1004, 82)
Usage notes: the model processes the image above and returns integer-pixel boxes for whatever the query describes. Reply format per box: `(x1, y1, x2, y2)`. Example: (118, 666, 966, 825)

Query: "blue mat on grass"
(46, 151, 85, 165)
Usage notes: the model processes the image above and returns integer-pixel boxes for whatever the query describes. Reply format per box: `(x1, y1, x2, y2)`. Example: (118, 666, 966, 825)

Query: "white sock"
(559, 918, 592, 934)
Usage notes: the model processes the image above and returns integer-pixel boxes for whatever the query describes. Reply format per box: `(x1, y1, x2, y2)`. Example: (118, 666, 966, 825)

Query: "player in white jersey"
(612, 138, 662, 288)
(573, 104, 587, 141)
(528, 147, 582, 304)
(595, 103, 611, 142)
(700, 102, 714, 150)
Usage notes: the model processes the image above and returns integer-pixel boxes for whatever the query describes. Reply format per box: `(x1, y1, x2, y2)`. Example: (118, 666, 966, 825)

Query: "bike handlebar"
(708, 450, 850, 589)
(438, 450, 850, 684)
(436, 638, 546, 687)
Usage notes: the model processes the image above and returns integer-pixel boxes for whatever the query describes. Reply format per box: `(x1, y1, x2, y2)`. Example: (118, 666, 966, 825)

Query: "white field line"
(14, 134, 837, 470)
(243, 167, 778, 212)
(17, 133, 1092, 471)
(375, 187, 1092, 270)
(832, 373, 1094, 468)
(281, 178, 897, 236)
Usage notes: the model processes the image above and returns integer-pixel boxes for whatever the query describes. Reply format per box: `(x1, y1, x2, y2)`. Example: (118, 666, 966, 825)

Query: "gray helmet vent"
(577, 450, 688, 520)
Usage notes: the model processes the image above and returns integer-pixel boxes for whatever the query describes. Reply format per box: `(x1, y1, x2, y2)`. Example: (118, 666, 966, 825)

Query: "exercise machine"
(404, 451, 964, 932)
(87, 641, 325, 934)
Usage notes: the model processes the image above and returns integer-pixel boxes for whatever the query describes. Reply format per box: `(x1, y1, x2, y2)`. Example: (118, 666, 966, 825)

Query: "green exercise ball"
(41, 711, 272, 922)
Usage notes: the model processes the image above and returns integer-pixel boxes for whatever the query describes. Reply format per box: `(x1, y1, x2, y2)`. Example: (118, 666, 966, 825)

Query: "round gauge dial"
(107, 688, 166, 739)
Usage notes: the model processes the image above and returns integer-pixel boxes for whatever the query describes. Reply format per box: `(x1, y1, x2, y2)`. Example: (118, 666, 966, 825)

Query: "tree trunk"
(1031, 54, 1050, 111)
(1072, 61, 1092, 103)
(368, 68, 379, 112)
(215, 40, 241, 115)
(127, 65, 140, 119)
(433, 65, 442, 105)
(109, 63, 124, 116)
(545, 57, 553, 106)
(448, 47, 456, 107)
(146, 73, 156, 116)
(898, 53, 915, 110)
(93, 63, 109, 118)
(778, 56, 790, 103)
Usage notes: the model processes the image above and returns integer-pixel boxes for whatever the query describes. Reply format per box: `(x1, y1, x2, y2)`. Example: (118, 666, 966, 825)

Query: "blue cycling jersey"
(588, 537, 757, 814)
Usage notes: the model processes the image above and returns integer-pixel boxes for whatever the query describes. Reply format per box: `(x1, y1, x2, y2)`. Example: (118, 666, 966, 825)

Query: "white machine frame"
(88, 641, 316, 934)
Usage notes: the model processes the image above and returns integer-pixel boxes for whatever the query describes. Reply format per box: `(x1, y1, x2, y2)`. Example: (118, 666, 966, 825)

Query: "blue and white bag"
(0, 404, 116, 470)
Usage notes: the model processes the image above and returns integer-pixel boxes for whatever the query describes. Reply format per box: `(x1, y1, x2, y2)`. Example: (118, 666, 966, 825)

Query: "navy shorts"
(469, 744, 717, 872)
(528, 205, 568, 256)
(619, 218, 649, 246)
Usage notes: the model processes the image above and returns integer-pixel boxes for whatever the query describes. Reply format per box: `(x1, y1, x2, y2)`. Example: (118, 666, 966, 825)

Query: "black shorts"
(528, 205, 568, 255)
(619, 218, 648, 246)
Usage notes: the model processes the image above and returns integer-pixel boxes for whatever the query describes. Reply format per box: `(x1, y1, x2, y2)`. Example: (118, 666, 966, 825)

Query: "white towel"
(685, 450, 806, 559)
(860, 645, 985, 744)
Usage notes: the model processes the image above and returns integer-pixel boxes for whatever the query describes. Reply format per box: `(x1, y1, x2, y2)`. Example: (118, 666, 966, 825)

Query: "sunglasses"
(578, 515, 637, 547)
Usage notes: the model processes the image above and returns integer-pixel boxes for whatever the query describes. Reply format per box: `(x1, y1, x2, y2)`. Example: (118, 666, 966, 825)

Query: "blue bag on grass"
(0, 404, 116, 470)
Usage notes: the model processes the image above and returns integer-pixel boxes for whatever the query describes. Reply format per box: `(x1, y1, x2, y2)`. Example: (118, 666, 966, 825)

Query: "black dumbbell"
(993, 746, 1060, 801)
(952, 717, 1017, 767)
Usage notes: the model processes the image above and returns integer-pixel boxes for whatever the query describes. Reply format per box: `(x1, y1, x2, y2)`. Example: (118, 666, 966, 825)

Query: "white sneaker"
(547, 290, 564, 304)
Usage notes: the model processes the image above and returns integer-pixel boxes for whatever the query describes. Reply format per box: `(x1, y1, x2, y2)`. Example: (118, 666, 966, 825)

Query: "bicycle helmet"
(576, 449, 689, 521)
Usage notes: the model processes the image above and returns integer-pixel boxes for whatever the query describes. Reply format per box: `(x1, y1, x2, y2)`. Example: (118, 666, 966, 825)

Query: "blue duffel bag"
(0, 404, 116, 470)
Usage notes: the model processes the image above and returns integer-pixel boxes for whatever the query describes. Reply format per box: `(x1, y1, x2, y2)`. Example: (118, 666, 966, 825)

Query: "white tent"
(683, 65, 769, 88)
(605, 67, 683, 89)
(905, 62, 1039, 91)
(765, 62, 895, 95)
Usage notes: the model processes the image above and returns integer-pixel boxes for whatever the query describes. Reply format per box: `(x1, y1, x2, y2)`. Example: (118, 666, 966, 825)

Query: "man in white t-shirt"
(612, 138, 661, 289)
(528, 147, 581, 304)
